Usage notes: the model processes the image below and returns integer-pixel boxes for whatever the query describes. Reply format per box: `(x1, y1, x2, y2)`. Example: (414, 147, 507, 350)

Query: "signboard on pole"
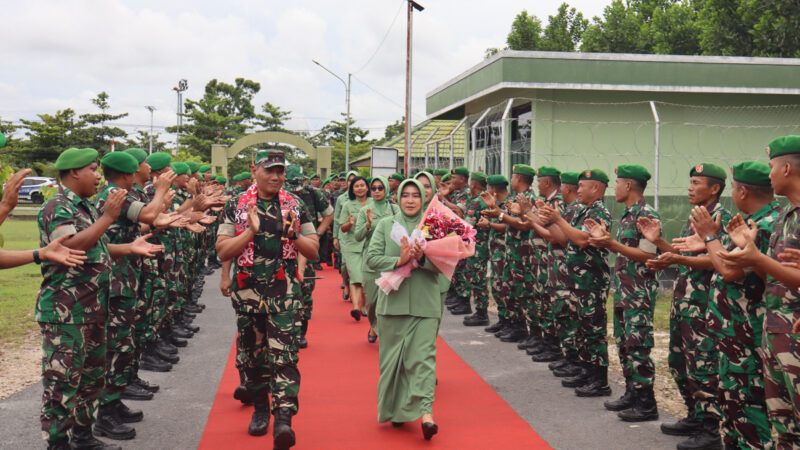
(370, 147, 398, 178)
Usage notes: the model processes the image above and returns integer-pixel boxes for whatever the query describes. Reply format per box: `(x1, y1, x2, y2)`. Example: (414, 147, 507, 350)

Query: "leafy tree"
(541, 3, 589, 51)
(750, 0, 800, 57)
(77, 91, 128, 154)
(696, 0, 756, 56)
(252, 102, 292, 132)
(506, 11, 544, 50)
(311, 113, 369, 146)
(383, 118, 405, 141)
(581, 1, 646, 53)
(18, 109, 87, 163)
(651, 2, 701, 54)
(123, 130, 169, 153)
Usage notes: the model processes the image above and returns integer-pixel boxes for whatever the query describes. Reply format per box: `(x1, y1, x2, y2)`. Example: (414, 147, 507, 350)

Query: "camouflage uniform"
(552, 201, 581, 358)
(566, 198, 612, 366)
(219, 190, 316, 412)
(612, 198, 660, 389)
(762, 204, 800, 447)
(36, 187, 111, 442)
(537, 191, 565, 342)
(463, 194, 490, 313)
(293, 185, 333, 321)
(448, 185, 473, 300)
(129, 184, 157, 368)
(707, 200, 780, 448)
(489, 202, 508, 319)
(94, 182, 146, 405)
(144, 182, 173, 335)
(668, 201, 731, 420)
(502, 188, 539, 329)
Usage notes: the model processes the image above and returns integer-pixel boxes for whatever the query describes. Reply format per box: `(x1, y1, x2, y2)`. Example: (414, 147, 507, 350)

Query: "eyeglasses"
(371, 186, 385, 192)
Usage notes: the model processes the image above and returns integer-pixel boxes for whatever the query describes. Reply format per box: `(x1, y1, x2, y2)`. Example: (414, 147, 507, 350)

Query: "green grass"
(0, 218, 42, 346)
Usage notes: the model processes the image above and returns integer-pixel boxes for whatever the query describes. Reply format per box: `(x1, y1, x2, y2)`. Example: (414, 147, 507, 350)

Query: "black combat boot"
(449, 297, 472, 315)
(463, 310, 489, 326)
(516, 333, 541, 350)
(604, 379, 634, 411)
(547, 356, 568, 370)
(234, 385, 253, 405)
(272, 407, 296, 449)
(444, 289, 459, 308)
(499, 322, 527, 342)
(561, 362, 592, 387)
(171, 325, 193, 340)
(69, 425, 121, 449)
(133, 374, 159, 393)
(676, 418, 722, 450)
(156, 339, 178, 355)
(485, 317, 506, 334)
(153, 341, 179, 364)
(121, 383, 154, 401)
(248, 403, 270, 436)
(575, 365, 612, 397)
(298, 320, 309, 349)
(531, 337, 561, 362)
(618, 386, 659, 422)
(94, 404, 136, 440)
(552, 357, 583, 377)
(661, 406, 702, 436)
(47, 438, 70, 450)
(114, 399, 143, 424)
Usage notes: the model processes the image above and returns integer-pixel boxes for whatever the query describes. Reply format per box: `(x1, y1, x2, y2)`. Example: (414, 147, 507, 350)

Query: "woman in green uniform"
(338, 176, 370, 321)
(366, 179, 441, 440)
(355, 176, 400, 342)
(414, 172, 451, 306)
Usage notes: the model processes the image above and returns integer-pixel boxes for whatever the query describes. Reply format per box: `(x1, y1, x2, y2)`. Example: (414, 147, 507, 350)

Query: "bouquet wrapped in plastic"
(375, 195, 476, 295)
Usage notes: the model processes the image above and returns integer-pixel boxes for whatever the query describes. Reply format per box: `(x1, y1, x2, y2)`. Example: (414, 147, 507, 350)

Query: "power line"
(351, 74, 425, 121)
(353, 0, 406, 75)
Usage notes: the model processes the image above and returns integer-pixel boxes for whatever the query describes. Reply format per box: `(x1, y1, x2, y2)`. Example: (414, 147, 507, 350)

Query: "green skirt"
(376, 315, 439, 423)
(363, 271, 379, 329)
(342, 251, 363, 284)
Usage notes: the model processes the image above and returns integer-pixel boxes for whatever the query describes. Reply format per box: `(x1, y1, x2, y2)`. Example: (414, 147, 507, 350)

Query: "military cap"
(146, 152, 172, 171)
(615, 164, 651, 182)
(470, 171, 487, 183)
(171, 162, 190, 175)
(766, 135, 800, 159)
(451, 166, 469, 177)
(310, 172, 319, 179)
(234, 172, 252, 181)
(579, 168, 609, 185)
(441, 173, 452, 182)
(123, 148, 148, 164)
(423, 168, 434, 174)
(433, 168, 448, 176)
(198, 165, 211, 173)
(536, 166, 560, 177)
(487, 174, 509, 186)
(322, 177, 331, 186)
(561, 172, 579, 185)
(185, 161, 201, 174)
(255, 150, 286, 168)
(731, 161, 771, 186)
(54, 147, 98, 170)
(338, 172, 346, 178)
(513, 164, 536, 177)
(690, 162, 726, 181)
(390, 172, 405, 182)
(216, 176, 227, 184)
(0, 132, 6, 149)
(101, 151, 139, 174)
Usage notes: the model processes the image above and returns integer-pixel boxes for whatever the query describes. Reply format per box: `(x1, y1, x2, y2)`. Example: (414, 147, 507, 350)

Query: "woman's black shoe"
(350, 309, 361, 321)
(421, 422, 438, 440)
(367, 330, 377, 344)
(391, 422, 404, 427)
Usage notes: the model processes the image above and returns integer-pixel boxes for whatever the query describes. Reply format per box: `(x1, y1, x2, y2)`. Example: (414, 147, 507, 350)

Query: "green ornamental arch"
(210, 131, 331, 180)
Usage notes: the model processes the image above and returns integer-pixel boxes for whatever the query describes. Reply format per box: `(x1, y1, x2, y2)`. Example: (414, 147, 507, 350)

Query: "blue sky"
(0, 0, 606, 143)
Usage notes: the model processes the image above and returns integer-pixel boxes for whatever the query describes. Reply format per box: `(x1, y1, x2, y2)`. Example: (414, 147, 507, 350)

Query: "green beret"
(423, 168, 434, 174)
(0, 132, 6, 149)
(536, 166, 560, 177)
(146, 152, 172, 171)
(171, 162, 190, 175)
(690, 162, 726, 181)
(451, 166, 469, 177)
(310, 172, 319, 179)
(322, 177, 331, 186)
(470, 171, 487, 183)
(441, 173, 452, 182)
(561, 172, 579, 185)
(123, 148, 148, 164)
(433, 169, 449, 176)
(579, 169, 609, 185)
(766, 135, 800, 159)
(390, 173, 405, 182)
(185, 161, 201, 174)
(216, 176, 227, 184)
(487, 174, 509, 186)
(615, 164, 651, 183)
(101, 152, 139, 174)
(235, 172, 252, 181)
(513, 164, 536, 177)
(732, 161, 771, 186)
(198, 165, 211, 173)
(338, 172, 346, 178)
(54, 147, 99, 170)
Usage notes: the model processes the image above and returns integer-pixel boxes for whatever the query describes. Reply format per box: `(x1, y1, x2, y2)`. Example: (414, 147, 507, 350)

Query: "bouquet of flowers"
(375, 196, 475, 294)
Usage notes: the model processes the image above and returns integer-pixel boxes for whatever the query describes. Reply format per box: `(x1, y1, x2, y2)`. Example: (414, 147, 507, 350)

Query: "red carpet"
(199, 266, 550, 449)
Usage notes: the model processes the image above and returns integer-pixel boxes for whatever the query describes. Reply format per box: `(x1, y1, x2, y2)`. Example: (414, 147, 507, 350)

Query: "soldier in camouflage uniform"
(37, 148, 127, 449)
(388, 172, 404, 205)
(461, 172, 490, 326)
(581, 165, 660, 421)
(217, 150, 318, 448)
(540, 169, 612, 398)
(639, 162, 731, 445)
(479, 175, 509, 334)
(441, 167, 473, 315)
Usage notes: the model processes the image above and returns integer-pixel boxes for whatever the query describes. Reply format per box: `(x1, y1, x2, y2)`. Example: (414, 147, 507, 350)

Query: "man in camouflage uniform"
(388, 172, 404, 205)
(582, 165, 660, 421)
(441, 166, 474, 315)
(540, 169, 612, 397)
(37, 148, 122, 450)
(217, 150, 319, 448)
(640, 162, 731, 446)
(284, 167, 334, 349)
(479, 175, 509, 334)
(461, 172, 491, 326)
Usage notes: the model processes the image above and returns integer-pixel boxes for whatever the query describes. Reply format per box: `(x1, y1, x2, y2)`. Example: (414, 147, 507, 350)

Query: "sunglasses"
(371, 185, 385, 192)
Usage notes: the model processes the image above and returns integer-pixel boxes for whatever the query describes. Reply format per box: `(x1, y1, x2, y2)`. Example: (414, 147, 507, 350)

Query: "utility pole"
(145, 105, 156, 154)
(312, 60, 351, 169)
(404, 1, 424, 176)
(172, 79, 188, 155)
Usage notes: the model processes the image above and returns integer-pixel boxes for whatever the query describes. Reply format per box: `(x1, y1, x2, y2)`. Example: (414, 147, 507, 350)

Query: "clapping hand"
(39, 235, 87, 267)
(516, 194, 534, 215)
(726, 215, 758, 250)
(131, 233, 164, 257)
(397, 236, 413, 266)
(585, 219, 613, 248)
(153, 211, 181, 228)
(637, 217, 661, 243)
(246, 202, 260, 233)
(689, 206, 721, 239)
(645, 252, 679, 271)
(778, 248, 800, 269)
(507, 202, 522, 216)
(199, 215, 217, 225)
(672, 232, 705, 253)
(366, 208, 373, 228)
(479, 191, 496, 209)
(102, 189, 127, 221)
(411, 240, 424, 261)
(154, 169, 176, 192)
(537, 203, 559, 223)
(285, 211, 298, 239)
(718, 233, 760, 269)
(0, 168, 33, 211)
(477, 217, 490, 229)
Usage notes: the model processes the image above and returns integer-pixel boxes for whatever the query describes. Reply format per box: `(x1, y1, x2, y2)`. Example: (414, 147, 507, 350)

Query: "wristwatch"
(703, 234, 719, 244)
(498, 212, 505, 222)
(33, 250, 41, 264)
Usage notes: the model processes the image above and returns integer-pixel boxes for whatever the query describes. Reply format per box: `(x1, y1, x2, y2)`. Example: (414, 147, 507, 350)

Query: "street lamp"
(312, 60, 351, 170)
(144, 105, 156, 154)
(172, 79, 188, 155)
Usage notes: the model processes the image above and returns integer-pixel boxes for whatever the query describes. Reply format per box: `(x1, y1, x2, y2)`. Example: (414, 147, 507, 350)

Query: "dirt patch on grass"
(0, 332, 41, 399)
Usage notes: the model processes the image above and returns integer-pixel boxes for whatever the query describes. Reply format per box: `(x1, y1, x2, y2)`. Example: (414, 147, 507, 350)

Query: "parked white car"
(16, 176, 57, 203)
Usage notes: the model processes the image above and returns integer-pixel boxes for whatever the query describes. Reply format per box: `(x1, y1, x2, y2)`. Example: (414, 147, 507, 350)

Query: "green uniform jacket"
(338, 198, 369, 253)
